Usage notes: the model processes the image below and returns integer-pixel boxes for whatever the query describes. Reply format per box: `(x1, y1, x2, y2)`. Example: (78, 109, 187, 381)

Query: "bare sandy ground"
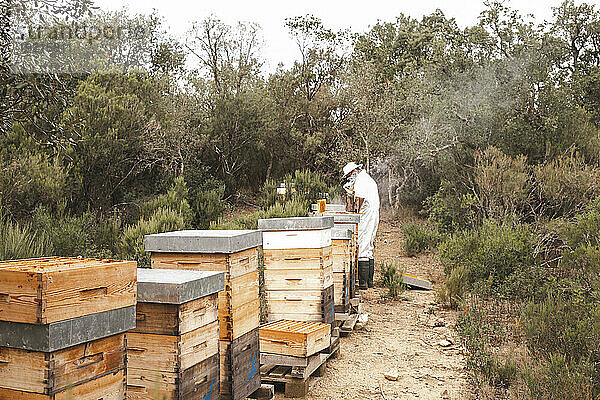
(273, 215, 474, 399)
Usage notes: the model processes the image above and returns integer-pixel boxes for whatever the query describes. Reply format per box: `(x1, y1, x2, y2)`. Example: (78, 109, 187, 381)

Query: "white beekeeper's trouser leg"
(358, 206, 377, 261)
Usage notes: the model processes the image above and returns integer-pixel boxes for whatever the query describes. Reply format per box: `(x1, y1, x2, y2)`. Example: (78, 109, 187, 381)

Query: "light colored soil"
(273, 213, 474, 399)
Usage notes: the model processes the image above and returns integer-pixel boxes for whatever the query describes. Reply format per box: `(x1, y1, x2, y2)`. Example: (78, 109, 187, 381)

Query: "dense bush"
(0, 215, 53, 261)
(423, 180, 478, 234)
(401, 222, 440, 256)
(439, 220, 540, 303)
(259, 170, 340, 209)
(534, 151, 600, 218)
(379, 262, 405, 298)
(211, 199, 308, 230)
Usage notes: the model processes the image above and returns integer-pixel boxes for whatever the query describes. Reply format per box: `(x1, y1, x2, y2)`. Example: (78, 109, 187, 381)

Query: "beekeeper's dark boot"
(368, 258, 375, 288)
(358, 260, 369, 290)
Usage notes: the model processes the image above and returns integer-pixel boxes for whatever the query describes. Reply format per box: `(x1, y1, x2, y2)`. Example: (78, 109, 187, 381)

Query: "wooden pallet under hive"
(259, 320, 331, 358)
(0, 334, 127, 400)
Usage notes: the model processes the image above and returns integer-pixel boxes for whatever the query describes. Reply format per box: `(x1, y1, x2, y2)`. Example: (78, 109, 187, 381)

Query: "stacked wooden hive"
(331, 228, 353, 313)
(127, 268, 224, 400)
(0, 257, 136, 400)
(144, 230, 262, 400)
(311, 205, 361, 301)
(259, 217, 335, 325)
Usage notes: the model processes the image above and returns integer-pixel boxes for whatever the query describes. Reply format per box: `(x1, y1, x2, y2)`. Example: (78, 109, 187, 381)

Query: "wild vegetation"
(4, 0, 600, 397)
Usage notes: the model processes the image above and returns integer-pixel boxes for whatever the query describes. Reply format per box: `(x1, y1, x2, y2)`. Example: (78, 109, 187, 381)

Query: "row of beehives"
(0, 211, 359, 400)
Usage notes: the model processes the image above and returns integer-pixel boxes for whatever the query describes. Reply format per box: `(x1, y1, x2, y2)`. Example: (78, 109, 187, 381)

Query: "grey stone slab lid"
(0, 306, 135, 352)
(137, 269, 224, 304)
(258, 216, 334, 231)
(320, 212, 360, 224)
(145, 230, 262, 254)
(311, 203, 347, 212)
(332, 228, 353, 240)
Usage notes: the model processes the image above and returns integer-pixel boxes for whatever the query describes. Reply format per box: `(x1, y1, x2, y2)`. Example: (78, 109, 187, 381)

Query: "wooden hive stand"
(144, 230, 262, 400)
(127, 268, 224, 400)
(258, 217, 335, 326)
(0, 257, 137, 399)
(259, 334, 340, 398)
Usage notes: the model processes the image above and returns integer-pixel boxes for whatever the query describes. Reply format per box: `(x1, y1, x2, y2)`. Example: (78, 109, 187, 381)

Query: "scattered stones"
(384, 370, 399, 381)
(437, 339, 452, 347)
(433, 318, 446, 327)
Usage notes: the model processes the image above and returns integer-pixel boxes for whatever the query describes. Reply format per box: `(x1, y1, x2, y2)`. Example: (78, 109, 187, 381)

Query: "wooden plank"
(0, 345, 47, 393)
(264, 267, 333, 291)
(220, 297, 260, 341)
(134, 295, 219, 337)
(179, 320, 219, 371)
(50, 334, 125, 394)
(151, 248, 259, 279)
(126, 333, 178, 373)
(179, 354, 219, 400)
(220, 328, 260, 400)
(263, 248, 331, 271)
(126, 367, 177, 399)
(54, 369, 125, 400)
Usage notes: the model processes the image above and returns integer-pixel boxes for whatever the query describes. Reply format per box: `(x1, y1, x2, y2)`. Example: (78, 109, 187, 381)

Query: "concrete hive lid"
(332, 228, 353, 240)
(137, 268, 225, 304)
(311, 203, 347, 212)
(258, 216, 334, 231)
(144, 229, 262, 254)
(321, 212, 360, 224)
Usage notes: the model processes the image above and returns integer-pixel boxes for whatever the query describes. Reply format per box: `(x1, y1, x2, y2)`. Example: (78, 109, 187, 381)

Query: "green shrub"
(524, 354, 596, 400)
(140, 177, 194, 226)
(190, 179, 228, 228)
(259, 170, 339, 209)
(211, 199, 308, 230)
(402, 222, 440, 256)
(437, 265, 468, 309)
(474, 147, 530, 221)
(120, 207, 185, 267)
(0, 216, 53, 261)
(380, 262, 405, 298)
(456, 299, 517, 388)
(423, 180, 478, 234)
(32, 206, 98, 257)
(439, 220, 538, 299)
(521, 294, 600, 368)
(534, 150, 600, 218)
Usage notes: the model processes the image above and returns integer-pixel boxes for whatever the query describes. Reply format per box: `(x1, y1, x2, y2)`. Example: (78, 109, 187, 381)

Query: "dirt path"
(274, 214, 473, 399)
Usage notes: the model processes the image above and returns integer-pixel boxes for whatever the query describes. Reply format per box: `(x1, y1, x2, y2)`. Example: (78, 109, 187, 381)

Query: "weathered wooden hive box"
(319, 212, 360, 300)
(127, 268, 224, 400)
(331, 228, 353, 313)
(259, 217, 334, 324)
(259, 320, 331, 358)
(0, 257, 137, 400)
(144, 230, 262, 400)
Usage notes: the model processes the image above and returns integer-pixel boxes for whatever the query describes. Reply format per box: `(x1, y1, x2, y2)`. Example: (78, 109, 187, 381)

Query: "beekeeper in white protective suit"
(343, 162, 380, 290)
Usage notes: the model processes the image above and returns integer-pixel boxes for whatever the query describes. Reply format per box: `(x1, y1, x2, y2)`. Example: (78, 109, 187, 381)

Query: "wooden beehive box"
(127, 269, 224, 400)
(260, 320, 331, 358)
(0, 257, 137, 325)
(144, 231, 262, 400)
(145, 230, 261, 341)
(0, 333, 126, 399)
(219, 328, 260, 400)
(259, 217, 335, 324)
(331, 228, 352, 312)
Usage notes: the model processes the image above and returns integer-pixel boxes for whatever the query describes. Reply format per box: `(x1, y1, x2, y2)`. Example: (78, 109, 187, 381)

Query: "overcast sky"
(96, 0, 599, 71)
